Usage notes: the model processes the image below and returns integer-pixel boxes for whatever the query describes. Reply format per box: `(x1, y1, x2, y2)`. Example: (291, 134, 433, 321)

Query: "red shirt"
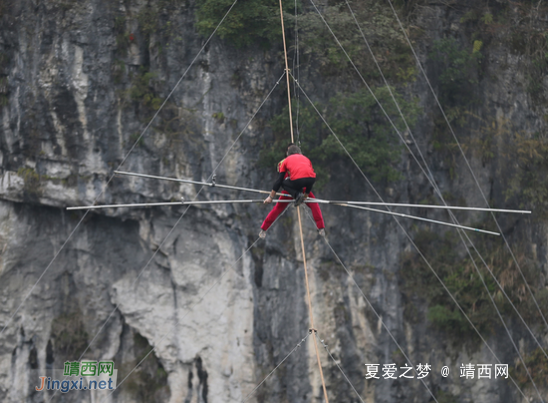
(278, 154, 316, 180)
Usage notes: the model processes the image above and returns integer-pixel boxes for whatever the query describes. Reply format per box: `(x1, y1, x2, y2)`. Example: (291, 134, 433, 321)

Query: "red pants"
(261, 191, 325, 231)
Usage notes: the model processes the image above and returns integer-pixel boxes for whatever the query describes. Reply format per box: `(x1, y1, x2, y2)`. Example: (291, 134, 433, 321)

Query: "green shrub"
(114, 16, 129, 54)
(50, 312, 89, 362)
(460, 10, 479, 24)
(464, 1, 548, 102)
(262, 85, 420, 185)
(481, 12, 494, 25)
(429, 37, 482, 108)
(121, 333, 170, 400)
(437, 390, 458, 403)
(137, 6, 159, 36)
(297, 1, 415, 80)
(505, 133, 548, 217)
(17, 167, 42, 197)
(127, 68, 163, 114)
(195, 0, 297, 48)
(401, 229, 544, 343)
(212, 112, 225, 122)
(510, 347, 548, 387)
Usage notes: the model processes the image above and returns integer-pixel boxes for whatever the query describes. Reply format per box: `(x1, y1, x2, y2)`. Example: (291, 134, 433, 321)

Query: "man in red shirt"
(260, 144, 325, 238)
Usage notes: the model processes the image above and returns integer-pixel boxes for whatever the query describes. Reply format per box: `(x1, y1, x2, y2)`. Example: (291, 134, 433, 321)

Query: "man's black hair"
(287, 145, 301, 155)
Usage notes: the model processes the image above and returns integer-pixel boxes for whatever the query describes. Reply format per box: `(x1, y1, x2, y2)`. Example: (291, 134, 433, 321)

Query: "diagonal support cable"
(100, 203, 294, 403)
(297, 82, 531, 401)
(0, 0, 241, 338)
(77, 70, 285, 362)
(303, 212, 440, 401)
(302, 3, 546, 398)
(101, 237, 263, 403)
(317, 333, 365, 403)
(383, 0, 548, 332)
(241, 332, 311, 403)
(303, 206, 527, 401)
(339, 0, 548, 370)
(45, 72, 285, 402)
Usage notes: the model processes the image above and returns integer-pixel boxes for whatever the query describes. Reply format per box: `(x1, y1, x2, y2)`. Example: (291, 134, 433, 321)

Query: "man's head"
(287, 144, 301, 156)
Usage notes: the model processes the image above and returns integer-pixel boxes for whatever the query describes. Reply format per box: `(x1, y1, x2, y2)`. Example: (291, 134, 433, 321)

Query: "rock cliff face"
(1, 0, 547, 402)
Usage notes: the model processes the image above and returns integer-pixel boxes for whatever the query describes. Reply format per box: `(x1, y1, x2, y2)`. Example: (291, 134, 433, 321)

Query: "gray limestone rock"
(1, 0, 547, 402)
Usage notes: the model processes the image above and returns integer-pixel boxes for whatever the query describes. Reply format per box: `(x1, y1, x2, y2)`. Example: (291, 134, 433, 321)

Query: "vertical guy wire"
(280, 1, 329, 401)
(293, 0, 301, 145)
(279, 0, 294, 143)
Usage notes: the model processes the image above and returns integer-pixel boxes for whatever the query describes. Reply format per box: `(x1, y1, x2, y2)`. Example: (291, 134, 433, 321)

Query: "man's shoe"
(318, 229, 326, 237)
(294, 192, 305, 206)
(259, 229, 267, 239)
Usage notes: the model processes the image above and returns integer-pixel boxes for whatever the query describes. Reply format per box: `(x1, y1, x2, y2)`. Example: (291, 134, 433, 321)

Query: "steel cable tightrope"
(0, 0, 241, 338)
(342, 0, 548, 365)
(45, 72, 285, 402)
(279, 0, 330, 401)
(383, 0, 548, 333)
(296, 85, 531, 401)
(297, 208, 330, 402)
(279, 0, 294, 143)
(292, 0, 301, 146)
(303, 3, 546, 399)
(300, 209, 440, 403)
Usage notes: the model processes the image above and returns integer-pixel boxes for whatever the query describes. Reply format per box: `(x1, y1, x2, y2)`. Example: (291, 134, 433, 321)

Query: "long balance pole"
(278, 1, 329, 402)
(66, 198, 500, 236)
(69, 170, 510, 235)
(113, 171, 530, 214)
